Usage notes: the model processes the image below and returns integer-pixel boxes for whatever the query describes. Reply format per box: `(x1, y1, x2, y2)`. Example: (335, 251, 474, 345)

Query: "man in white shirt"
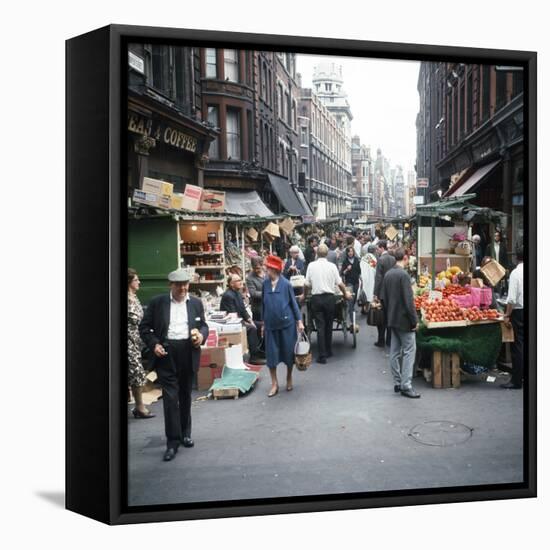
(305, 244, 351, 363)
(501, 247, 524, 389)
(140, 268, 209, 461)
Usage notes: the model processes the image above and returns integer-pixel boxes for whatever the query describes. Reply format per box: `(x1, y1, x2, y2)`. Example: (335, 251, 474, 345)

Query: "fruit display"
(422, 299, 466, 324)
(442, 284, 470, 298)
(418, 274, 431, 288)
(462, 307, 501, 322)
(414, 292, 431, 311)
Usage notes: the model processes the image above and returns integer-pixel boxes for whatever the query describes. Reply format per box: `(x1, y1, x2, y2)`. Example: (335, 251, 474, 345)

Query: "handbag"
(357, 288, 368, 307)
(294, 331, 311, 371)
(290, 274, 306, 288)
(367, 302, 385, 327)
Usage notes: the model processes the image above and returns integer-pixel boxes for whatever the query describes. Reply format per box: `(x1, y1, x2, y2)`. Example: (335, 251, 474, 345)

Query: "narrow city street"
(128, 322, 523, 507)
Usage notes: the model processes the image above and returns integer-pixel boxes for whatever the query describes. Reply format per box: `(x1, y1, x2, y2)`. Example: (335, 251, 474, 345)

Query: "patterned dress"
(128, 293, 147, 387)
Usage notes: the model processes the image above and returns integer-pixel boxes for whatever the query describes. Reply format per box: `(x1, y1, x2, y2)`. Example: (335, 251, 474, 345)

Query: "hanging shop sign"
(128, 111, 198, 153)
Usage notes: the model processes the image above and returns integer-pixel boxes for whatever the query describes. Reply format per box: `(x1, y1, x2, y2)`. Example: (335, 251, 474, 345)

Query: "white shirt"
(305, 258, 342, 295)
(507, 262, 523, 309)
(167, 293, 190, 339)
(354, 239, 362, 258)
(494, 241, 500, 260)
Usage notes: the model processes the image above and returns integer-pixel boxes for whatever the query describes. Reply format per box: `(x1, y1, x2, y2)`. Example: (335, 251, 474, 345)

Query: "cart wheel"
(352, 311, 357, 348)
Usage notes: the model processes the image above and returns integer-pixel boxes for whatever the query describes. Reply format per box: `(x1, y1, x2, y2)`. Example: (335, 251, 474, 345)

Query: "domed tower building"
(312, 62, 353, 215)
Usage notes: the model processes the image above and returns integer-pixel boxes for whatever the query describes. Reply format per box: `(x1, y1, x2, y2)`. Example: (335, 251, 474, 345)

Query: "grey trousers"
(389, 328, 416, 390)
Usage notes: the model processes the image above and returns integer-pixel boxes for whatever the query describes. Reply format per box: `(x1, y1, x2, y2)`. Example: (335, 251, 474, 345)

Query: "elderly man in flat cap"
(139, 268, 209, 462)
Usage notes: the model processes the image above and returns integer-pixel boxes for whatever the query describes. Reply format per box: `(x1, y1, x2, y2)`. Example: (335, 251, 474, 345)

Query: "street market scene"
(126, 45, 525, 506)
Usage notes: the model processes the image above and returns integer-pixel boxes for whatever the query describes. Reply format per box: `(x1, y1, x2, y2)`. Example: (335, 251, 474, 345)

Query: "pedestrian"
(359, 244, 377, 314)
(379, 248, 420, 398)
(127, 268, 155, 419)
(351, 229, 362, 258)
(305, 244, 352, 364)
(139, 268, 209, 461)
(360, 234, 372, 257)
(304, 235, 319, 272)
(340, 245, 361, 328)
(261, 255, 304, 396)
(283, 245, 306, 279)
(220, 273, 265, 365)
(246, 256, 265, 326)
(485, 230, 508, 268)
(501, 247, 524, 390)
(373, 239, 396, 347)
(472, 234, 483, 269)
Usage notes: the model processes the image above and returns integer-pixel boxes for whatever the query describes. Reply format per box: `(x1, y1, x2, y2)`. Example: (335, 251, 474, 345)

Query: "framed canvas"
(66, 24, 537, 525)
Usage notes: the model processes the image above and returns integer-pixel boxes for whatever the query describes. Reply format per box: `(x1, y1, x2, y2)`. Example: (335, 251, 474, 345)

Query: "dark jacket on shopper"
(220, 288, 251, 323)
(380, 266, 418, 332)
(374, 252, 396, 298)
(485, 241, 509, 269)
(340, 255, 361, 286)
(246, 272, 264, 321)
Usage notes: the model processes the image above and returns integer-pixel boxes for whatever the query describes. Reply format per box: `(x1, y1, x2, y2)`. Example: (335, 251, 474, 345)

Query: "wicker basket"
(295, 352, 312, 371)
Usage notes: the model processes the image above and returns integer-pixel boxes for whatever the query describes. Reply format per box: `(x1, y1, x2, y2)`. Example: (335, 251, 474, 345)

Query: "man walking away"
(501, 247, 524, 389)
(305, 244, 351, 364)
(373, 239, 396, 347)
(380, 248, 420, 398)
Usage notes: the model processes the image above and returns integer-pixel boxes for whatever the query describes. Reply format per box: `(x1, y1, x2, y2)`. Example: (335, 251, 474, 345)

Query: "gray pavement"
(128, 322, 523, 506)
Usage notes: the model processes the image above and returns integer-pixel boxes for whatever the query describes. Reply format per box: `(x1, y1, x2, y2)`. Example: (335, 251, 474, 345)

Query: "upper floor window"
(224, 50, 239, 82)
(207, 106, 219, 159)
(226, 109, 241, 160)
(206, 48, 217, 78)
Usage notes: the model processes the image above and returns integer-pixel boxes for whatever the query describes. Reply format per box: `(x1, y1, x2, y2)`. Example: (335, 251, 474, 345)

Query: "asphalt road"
(128, 322, 523, 507)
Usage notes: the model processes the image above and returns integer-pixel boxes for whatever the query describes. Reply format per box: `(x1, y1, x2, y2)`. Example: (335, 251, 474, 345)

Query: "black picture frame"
(66, 24, 537, 525)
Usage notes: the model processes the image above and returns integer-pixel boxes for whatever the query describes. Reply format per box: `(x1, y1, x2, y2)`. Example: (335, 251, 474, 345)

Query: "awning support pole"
(431, 215, 436, 290)
(241, 225, 245, 276)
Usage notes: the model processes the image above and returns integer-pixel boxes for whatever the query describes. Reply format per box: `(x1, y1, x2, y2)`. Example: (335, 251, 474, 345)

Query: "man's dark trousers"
(510, 309, 524, 387)
(157, 339, 194, 449)
(311, 293, 335, 359)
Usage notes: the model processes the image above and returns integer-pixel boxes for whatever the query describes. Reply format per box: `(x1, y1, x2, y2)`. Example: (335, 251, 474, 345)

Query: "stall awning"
(224, 190, 274, 217)
(268, 174, 312, 215)
(445, 160, 501, 198)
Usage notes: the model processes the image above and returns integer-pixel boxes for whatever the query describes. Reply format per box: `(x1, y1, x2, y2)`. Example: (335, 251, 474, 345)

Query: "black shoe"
(394, 385, 401, 393)
(374, 341, 384, 348)
(500, 382, 522, 389)
(249, 356, 267, 365)
(401, 388, 421, 398)
(182, 437, 194, 448)
(132, 408, 155, 419)
(317, 357, 327, 364)
(163, 447, 178, 461)
(327, 352, 333, 358)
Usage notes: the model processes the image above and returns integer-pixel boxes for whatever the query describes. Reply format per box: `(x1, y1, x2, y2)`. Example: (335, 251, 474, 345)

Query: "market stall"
(408, 195, 510, 388)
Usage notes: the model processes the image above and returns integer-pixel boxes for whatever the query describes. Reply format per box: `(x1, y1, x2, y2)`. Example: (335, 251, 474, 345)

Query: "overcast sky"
(296, 54, 420, 177)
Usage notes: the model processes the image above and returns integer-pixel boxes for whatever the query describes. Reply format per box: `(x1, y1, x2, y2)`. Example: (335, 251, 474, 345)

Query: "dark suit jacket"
(219, 288, 251, 322)
(374, 252, 396, 298)
(340, 255, 361, 286)
(139, 294, 209, 373)
(380, 266, 418, 332)
(485, 241, 508, 269)
(283, 257, 305, 279)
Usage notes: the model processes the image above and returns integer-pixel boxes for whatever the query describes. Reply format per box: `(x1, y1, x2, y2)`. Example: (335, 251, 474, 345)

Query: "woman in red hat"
(262, 255, 304, 396)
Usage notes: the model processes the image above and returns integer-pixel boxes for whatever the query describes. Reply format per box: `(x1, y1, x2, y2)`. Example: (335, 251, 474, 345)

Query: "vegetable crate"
(431, 350, 461, 389)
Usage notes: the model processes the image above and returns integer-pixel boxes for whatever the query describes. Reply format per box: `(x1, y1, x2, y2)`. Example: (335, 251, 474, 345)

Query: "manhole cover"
(408, 421, 473, 447)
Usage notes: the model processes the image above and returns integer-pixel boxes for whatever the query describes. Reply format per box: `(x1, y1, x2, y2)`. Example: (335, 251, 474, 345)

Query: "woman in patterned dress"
(128, 268, 155, 419)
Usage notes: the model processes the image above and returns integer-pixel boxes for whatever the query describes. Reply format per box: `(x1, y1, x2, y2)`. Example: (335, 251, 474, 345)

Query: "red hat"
(265, 255, 284, 272)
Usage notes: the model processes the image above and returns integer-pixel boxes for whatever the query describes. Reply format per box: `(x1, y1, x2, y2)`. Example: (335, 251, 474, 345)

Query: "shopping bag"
(290, 274, 306, 288)
(501, 321, 515, 343)
(294, 332, 311, 371)
(367, 302, 385, 327)
(357, 288, 368, 307)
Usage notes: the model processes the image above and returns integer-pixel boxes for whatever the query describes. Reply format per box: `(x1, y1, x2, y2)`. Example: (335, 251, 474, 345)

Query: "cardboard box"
(133, 189, 161, 207)
(158, 194, 172, 209)
(171, 192, 184, 210)
(200, 189, 226, 212)
(142, 177, 173, 198)
(199, 346, 226, 369)
(197, 365, 224, 391)
(480, 259, 506, 287)
(181, 184, 203, 211)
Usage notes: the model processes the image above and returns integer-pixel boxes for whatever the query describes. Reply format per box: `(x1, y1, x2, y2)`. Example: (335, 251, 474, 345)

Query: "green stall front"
(128, 216, 180, 305)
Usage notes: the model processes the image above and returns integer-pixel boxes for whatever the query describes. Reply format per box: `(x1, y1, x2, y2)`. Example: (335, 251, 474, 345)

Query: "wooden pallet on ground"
(432, 350, 461, 389)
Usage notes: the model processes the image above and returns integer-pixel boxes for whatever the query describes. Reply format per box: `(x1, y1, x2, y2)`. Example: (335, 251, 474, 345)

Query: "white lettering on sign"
(128, 51, 145, 74)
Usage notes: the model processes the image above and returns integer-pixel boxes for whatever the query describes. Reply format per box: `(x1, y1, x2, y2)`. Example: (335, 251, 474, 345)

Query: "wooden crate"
(432, 350, 461, 389)
(212, 387, 240, 400)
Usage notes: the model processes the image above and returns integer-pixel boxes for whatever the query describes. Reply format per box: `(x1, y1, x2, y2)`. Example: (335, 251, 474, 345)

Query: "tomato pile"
(462, 307, 500, 322)
(414, 293, 430, 311)
(442, 284, 469, 297)
(422, 299, 465, 323)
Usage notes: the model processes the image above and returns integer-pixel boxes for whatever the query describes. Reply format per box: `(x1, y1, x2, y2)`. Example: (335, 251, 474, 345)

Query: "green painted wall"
(128, 217, 179, 305)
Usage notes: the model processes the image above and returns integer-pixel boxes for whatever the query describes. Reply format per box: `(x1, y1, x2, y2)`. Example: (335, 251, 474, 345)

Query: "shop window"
(224, 49, 239, 82)
(226, 109, 241, 160)
(207, 106, 219, 159)
(205, 48, 217, 78)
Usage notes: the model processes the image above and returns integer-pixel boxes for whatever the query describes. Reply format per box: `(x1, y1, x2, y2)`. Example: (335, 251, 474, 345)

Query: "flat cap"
(168, 268, 192, 282)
